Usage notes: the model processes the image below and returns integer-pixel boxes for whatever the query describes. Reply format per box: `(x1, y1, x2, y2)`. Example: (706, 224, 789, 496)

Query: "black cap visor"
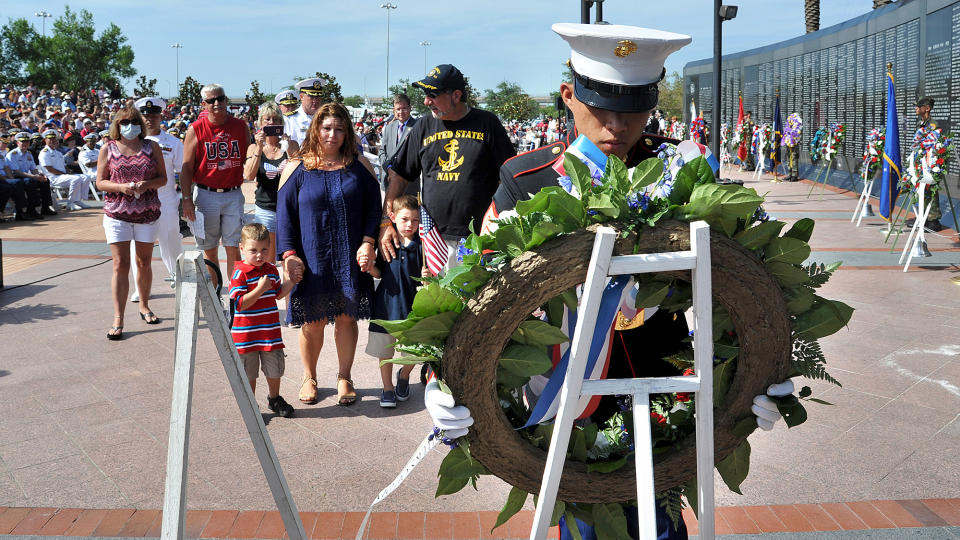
(572, 69, 662, 113)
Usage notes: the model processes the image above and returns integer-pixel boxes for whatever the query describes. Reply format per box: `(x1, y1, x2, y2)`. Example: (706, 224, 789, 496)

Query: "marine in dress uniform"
(283, 78, 326, 146)
(483, 23, 694, 540)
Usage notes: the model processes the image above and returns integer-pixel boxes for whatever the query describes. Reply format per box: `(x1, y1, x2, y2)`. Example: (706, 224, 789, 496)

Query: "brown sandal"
(336, 375, 356, 406)
(299, 376, 318, 404)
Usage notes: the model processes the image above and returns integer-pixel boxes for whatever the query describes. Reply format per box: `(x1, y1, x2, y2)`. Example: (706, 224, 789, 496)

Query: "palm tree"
(804, 0, 820, 34)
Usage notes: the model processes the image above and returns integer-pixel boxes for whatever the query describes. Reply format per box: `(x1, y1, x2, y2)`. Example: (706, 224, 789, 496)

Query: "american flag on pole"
(419, 206, 448, 276)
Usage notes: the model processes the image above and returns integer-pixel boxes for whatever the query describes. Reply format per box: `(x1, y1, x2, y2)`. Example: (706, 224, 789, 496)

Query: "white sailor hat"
(295, 78, 327, 96)
(274, 90, 298, 105)
(42, 128, 59, 139)
(99, 129, 110, 138)
(135, 96, 165, 114)
(553, 23, 691, 113)
(83, 132, 98, 141)
(14, 131, 29, 141)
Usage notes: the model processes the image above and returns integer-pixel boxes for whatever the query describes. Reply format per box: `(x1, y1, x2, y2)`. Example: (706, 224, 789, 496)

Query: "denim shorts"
(253, 205, 277, 233)
(193, 187, 244, 250)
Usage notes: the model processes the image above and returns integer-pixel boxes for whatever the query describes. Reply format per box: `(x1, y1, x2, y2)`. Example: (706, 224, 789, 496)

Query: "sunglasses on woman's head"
(204, 95, 227, 105)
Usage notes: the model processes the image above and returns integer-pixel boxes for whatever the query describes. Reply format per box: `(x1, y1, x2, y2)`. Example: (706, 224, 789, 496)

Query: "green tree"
(178, 75, 202, 106)
(0, 6, 135, 90)
(343, 95, 364, 107)
(247, 80, 267, 110)
(289, 71, 343, 104)
(657, 71, 683, 119)
(133, 75, 157, 97)
(484, 81, 538, 122)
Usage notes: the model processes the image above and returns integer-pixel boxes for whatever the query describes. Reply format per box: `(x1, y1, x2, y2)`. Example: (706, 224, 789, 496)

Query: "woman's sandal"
(336, 374, 357, 406)
(299, 376, 318, 404)
(139, 311, 160, 324)
(107, 316, 123, 341)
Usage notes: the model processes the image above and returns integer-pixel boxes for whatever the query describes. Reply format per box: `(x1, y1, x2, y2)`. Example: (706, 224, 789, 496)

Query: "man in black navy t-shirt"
(378, 64, 515, 269)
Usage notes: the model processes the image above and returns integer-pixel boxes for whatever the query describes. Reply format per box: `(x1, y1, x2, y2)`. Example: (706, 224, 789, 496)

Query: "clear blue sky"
(2, 1, 879, 99)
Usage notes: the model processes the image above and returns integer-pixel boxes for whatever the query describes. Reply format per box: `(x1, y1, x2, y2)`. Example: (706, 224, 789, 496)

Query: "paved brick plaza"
(1, 170, 959, 538)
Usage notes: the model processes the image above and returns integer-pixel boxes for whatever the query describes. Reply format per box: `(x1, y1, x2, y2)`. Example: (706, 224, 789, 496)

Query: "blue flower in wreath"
(557, 175, 575, 195)
(456, 238, 475, 263)
(651, 171, 674, 200)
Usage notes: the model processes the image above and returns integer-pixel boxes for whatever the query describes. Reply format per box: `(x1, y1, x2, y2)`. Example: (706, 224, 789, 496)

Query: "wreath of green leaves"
(374, 147, 853, 537)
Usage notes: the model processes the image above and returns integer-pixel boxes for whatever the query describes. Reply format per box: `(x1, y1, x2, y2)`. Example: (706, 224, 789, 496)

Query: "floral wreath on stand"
(758, 124, 775, 156)
(782, 114, 802, 148)
(690, 117, 705, 144)
(900, 128, 955, 197)
(823, 123, 846, 163)
(860, 128, 885, 181)
(377, 142, 852, 536)
(719, 122, 732, 166)
(809, 127, 829, 164)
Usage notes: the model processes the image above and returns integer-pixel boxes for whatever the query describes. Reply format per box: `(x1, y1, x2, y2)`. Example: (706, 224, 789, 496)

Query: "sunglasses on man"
(423, 89, 450, 99)
(204, 95, 227, 105)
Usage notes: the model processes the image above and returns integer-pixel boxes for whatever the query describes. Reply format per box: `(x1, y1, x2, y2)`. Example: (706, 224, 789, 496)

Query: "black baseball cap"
(413, 64, 465, 95)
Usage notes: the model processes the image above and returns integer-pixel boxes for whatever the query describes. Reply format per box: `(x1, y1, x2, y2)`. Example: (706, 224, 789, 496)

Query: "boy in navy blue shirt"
(365, 195, 425, 408)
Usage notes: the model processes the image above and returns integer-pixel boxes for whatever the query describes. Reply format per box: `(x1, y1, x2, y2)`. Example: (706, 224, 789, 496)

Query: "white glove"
(751, 379, 795, 431)
(424, 378, 474, 439)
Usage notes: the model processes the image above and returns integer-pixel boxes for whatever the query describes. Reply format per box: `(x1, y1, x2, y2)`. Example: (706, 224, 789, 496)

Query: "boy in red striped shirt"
(230, 223, 300, 417)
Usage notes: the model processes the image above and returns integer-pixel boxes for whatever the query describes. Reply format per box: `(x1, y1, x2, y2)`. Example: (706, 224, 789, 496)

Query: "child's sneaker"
(395, 370, 410, 401)
(380, 390, 397, 408)
(268, 395, 295, 418)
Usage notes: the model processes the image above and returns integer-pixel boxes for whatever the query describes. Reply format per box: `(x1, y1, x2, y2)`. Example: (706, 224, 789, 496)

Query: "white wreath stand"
(530, 222, 715, 540)
(752, 130, 767, 180)
(162, 251, 306, 540)
(899, 153, 935, 272)
(852, 148, 879, 226)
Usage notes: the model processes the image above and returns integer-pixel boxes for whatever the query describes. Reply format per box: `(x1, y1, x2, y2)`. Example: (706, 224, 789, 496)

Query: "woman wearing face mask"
(243, 101, 300, 263)
(95, 105, 168, 340)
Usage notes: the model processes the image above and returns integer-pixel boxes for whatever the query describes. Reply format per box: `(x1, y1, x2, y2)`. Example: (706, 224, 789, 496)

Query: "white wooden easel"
(851, 177, 875, 226)
(899, 153, 935, 272)
(162, 251, 306, 540)
(530, 222, 715, 540)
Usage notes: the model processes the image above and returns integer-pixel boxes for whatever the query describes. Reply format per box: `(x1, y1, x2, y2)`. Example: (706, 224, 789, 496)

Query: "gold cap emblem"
(614, 40, 638, 58)
(552, 146, 561, 154)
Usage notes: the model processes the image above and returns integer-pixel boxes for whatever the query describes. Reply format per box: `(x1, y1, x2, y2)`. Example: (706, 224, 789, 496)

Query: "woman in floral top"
(95, 105, 167, 340)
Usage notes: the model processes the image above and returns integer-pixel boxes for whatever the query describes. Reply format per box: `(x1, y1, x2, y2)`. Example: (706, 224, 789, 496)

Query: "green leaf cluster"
(0, 7, 135, 90)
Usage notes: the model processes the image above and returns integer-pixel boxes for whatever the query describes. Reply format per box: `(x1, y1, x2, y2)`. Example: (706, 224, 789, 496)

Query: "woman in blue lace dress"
(276, 102, 381, 406)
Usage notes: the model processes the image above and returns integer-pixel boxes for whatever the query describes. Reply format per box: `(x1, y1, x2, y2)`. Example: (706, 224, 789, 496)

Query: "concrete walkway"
(1, 171, 959, 538)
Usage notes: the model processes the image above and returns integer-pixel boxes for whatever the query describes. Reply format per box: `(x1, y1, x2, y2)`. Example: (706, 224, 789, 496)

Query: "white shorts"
(103, 214, 159, 244)
(365, 330, 408, 359)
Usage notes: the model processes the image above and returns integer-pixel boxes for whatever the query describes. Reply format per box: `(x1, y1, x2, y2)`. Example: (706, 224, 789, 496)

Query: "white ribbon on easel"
(853, 143, 879, 226)
(355, 434, 440, 540)
(899, 149, 936, 271)
(753, 126, 767, 179)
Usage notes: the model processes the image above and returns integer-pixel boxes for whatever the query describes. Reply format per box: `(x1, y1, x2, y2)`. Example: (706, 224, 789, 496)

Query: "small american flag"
(419, 206, 448, 276)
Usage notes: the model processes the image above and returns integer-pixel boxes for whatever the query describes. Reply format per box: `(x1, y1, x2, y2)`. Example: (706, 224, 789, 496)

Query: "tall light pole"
(419, 40, 431, 75)
(713, 3, 738, 173)
(380, 2, 397, 98)
(35, 11, 52, 36)
(171, 43, 183, 95)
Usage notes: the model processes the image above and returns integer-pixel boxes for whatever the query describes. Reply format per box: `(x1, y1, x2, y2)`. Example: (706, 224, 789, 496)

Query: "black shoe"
(41, 206, 57, 216)
(26, 209, 43, 219)
(395, 370, 410, 401)
(926, 221, 945, 232)
(15, 212, 35, 221)
(379, 390, 397, 408)
(267, 395, 295, 418)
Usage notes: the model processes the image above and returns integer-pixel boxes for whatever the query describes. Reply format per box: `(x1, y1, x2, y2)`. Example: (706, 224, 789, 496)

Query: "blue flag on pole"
(771, 93, 783, 170)
(879, 71, 901, 221)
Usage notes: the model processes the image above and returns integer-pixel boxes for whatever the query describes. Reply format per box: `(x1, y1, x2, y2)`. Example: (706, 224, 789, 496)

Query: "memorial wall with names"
(683, 0, 959, 180)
